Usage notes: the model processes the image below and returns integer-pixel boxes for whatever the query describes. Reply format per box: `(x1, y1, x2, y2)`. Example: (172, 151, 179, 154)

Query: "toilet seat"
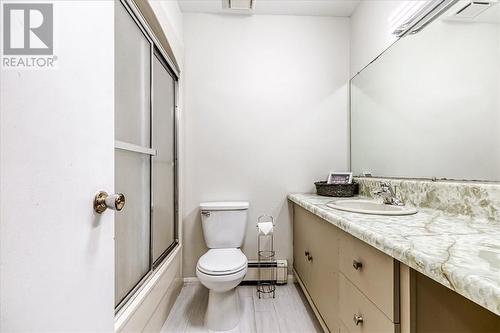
(197, 248, 247, 276)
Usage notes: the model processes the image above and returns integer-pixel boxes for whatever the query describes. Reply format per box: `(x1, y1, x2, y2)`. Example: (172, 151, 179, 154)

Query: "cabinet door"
(293, 205, 312, 289)
(309, 213, 340, 333)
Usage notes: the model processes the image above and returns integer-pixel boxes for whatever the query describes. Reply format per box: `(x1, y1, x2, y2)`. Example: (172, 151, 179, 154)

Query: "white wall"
(149, 0, 184, 68)
(350, 0, 405, 77)
(182, 13, 350, 277)
(0, 1, 115, 331)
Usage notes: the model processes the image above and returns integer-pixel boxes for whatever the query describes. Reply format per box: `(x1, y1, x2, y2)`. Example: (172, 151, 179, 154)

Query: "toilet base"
(205, 288, 241, 331)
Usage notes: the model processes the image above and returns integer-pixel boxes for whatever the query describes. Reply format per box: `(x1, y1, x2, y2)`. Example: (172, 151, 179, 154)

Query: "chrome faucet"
(373, 182, 404, 206)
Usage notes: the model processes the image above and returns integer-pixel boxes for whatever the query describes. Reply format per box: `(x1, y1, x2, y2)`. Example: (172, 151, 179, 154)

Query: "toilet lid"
(197, 248, 247, 275)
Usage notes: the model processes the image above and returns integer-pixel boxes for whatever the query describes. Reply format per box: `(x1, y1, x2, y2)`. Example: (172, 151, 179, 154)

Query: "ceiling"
(178, 0, 361, 17)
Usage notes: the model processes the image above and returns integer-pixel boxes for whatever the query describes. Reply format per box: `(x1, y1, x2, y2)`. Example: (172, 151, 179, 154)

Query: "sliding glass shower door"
(114, 1, 178, 310)
(114, 1, 151, 308)
(152, 53, 177, 264)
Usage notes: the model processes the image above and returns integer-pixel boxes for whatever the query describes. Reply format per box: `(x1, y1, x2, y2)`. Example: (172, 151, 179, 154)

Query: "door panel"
(0, 1, 115, 330)
(151, 54, 176, 263)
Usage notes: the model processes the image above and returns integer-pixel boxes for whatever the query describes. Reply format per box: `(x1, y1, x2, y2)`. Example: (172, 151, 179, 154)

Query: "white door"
(0, 1, 115, 331)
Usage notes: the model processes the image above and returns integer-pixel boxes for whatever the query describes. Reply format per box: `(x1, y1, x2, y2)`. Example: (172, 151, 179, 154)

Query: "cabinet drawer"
(339, 231, 398, 321)
(339, 273, 397, 333)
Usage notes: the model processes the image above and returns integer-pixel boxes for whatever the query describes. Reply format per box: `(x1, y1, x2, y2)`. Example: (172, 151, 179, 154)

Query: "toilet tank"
(200, 201, 249, 248)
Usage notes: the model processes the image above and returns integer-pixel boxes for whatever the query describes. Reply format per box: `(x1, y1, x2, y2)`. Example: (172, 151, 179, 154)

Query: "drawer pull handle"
(305, 250, 310, 257)
(307, 254, 313, 262)
(353, 314, 364, 326)
(352, 260, 363, 270)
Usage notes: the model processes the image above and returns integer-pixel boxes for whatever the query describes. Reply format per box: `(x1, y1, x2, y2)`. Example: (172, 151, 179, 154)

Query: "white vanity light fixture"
(223, 0, 254, 11)
(389, 1, 429, 34)
(393, 0, 459, 37)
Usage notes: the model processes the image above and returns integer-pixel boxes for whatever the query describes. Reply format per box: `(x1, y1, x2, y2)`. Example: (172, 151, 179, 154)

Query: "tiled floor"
(160, 283, 323, 333)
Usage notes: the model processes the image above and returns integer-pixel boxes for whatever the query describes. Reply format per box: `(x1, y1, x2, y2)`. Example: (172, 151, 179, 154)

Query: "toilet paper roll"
(257, 222, 274, 235)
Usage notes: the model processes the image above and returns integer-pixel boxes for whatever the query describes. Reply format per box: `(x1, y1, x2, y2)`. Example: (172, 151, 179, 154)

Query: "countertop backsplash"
(355, 177, 500, 222)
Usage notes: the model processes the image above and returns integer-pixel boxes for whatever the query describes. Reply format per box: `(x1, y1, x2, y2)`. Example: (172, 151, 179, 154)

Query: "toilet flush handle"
(201, 211, 211, 217)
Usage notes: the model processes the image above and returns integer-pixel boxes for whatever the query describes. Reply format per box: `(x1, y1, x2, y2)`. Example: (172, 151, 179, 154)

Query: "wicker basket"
(314, 181, 359, 197)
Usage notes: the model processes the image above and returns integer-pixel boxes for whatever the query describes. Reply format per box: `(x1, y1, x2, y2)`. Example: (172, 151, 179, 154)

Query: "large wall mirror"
(350, 0, 500, 182)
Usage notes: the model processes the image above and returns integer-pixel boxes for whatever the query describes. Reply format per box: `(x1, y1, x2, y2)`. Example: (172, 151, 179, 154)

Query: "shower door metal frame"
(115, 0, 180, 314)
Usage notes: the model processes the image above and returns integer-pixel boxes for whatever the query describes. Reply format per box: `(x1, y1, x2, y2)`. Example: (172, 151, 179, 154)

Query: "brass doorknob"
(94, 191, 125, 214)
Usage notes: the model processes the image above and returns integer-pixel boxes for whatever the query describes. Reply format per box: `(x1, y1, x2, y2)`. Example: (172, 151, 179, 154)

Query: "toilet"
(196, 201, 249, 332)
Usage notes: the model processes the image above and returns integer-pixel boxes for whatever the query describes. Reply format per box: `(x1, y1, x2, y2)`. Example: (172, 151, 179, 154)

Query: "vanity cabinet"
(292, 202, 500, 333)
(293, 205, 399, 333)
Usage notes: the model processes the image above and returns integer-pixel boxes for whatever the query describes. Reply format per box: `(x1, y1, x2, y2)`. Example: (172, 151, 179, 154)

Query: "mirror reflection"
(351, 0, 500, 181)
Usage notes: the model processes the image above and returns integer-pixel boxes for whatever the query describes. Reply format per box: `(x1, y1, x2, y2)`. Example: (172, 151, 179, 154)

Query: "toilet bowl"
(197, 201, 249, 331)
(196, 248, 248, 331)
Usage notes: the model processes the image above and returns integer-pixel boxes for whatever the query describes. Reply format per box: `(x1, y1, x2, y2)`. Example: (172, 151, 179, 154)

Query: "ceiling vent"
(223, 0, 254, 11)
(451, 1, 496, 18)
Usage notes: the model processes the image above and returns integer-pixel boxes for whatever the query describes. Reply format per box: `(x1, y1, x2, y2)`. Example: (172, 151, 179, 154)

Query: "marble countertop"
(288, 193, 500, 316)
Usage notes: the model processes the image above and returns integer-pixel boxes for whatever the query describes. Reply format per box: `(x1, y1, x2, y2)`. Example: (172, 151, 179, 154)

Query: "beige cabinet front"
(292, 203, 398, 333)
(339, 232, 398, 321)
(293, 205, 339, 332)
(308, 213, 340, 332)
(293, 204, 312, 288)
(339, 274, 396, 333)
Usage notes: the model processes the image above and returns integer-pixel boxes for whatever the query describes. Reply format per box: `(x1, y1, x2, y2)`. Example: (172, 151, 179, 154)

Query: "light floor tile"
(161, 283, 320, 333)
(252, 289, 276, 312)
(238, 296, 257, 333)
(238, 285, 256, 297)
(161, 285, 199, 333)
(255, 311, 280, 333)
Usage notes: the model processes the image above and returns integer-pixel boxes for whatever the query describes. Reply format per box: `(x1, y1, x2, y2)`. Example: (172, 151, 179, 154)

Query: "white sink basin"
(326, 199, 417, 216)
